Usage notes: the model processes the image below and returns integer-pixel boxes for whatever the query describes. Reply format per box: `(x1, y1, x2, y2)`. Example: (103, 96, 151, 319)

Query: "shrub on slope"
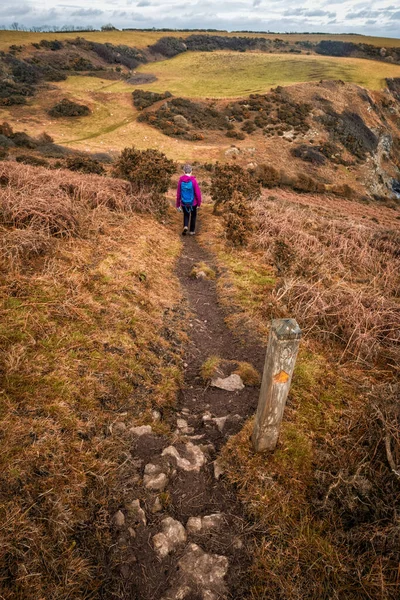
(112, 146, 175, 194)
(48, 98, 90, 118)
(210, 164, 261, 213)
(132, 89, 172, 110)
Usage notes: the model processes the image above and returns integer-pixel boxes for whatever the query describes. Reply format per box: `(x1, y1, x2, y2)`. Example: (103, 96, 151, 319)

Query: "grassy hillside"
(0, 161, 184, 599)
(1, 30, 400, 52)
(197, 190, 400, 598)
(135, 51, 400, 96)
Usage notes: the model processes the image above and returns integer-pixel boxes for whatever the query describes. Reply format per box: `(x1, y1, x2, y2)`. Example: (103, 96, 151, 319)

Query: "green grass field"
(2, 49, 400, 156)
(0, 74, 220, 159)
(135, 51, 400, 96)
(1, 30, 400, 51)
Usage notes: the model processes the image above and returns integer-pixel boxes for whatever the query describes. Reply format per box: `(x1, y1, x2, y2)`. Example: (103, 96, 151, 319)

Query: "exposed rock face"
(162, 443, 206, 472)
(161, 543, 229, 600)
(153, 517, 187, 558)
(211, 373, 244, 391)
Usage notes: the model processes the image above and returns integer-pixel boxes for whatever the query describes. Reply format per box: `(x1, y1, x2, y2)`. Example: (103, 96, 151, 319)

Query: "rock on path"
(161, 543, 229, 600)
(162, 442, 206, 472)
(211, 373, 244, 391)
(153, 517, 187, 558)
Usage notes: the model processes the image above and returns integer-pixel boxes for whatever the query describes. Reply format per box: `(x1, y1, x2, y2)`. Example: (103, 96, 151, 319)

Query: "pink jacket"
(176, 175, 202, 208)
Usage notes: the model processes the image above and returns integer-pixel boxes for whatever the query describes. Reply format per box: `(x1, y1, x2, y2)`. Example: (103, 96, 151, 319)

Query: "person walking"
(176, 164, 202, 236)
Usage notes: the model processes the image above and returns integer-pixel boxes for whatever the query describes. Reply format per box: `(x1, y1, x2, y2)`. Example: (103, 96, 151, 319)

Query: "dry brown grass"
(199, 192, 400, 599)
(253, 197, 400, 366)
(0, 162, 184, 599)
(222, 356, 400, 600)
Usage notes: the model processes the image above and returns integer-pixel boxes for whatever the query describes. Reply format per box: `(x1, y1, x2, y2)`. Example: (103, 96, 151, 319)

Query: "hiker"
(176, 163, 202, 236)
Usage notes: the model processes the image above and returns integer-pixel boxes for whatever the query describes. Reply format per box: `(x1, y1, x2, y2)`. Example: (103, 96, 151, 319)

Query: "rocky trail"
(115, 221, 265, 599)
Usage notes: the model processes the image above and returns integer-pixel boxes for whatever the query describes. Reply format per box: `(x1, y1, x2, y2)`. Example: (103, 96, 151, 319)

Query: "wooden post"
(252, 318, 302, 453)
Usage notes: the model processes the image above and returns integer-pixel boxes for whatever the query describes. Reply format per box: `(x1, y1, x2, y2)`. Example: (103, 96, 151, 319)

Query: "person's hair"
(183, 163, 192, 174)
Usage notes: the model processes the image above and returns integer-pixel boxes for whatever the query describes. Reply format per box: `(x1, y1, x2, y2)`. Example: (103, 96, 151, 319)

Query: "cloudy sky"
(1, 1, 400, 37)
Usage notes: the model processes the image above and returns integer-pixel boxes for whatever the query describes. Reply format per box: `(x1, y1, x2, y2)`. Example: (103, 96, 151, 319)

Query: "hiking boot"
(189, 231, 195, 235)
(182, 226, 188, 236)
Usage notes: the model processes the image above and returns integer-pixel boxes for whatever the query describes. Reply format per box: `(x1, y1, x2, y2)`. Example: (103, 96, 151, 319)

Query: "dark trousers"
(183, 205, 197, 232)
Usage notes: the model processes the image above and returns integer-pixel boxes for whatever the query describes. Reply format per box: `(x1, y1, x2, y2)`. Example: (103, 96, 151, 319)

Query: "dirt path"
(119, 219, 265, 599)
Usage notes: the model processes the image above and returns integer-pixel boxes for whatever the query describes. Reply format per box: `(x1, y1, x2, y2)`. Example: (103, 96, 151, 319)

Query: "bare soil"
(118, 216, 266, 599)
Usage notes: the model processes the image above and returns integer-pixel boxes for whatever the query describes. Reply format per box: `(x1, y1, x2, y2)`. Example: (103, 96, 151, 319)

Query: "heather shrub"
(65, 155, 105, 175)
(48, 98, 90, 118)
(90, 152, 114, 164)
(291, 144, 326, 165)
(0, 122, 13, 137)
(330, 183, 355, 199)
(112, 147, 175, 193)
(38, 39, 64, 51)
(37, 132, 54, 144)
(225, 191, 254, 246)
(88, 40, 146, 68)
(273, 238, 295, 273)
(0, 134, 15, 148)
(11, 132, 38, 149)
(0, 80, 34, 106)
(38, 143, 74, 158)
(255, 164, 280, 188)
(316, 40, 357, 57)
(226, 130, 246, 140)
(132, 89, 172, 110)
(148, 36, 187, 58)
(242, 120, 256, 134)
(139, 97, 228, 139)
(16, 154, 49, 167)
(292, 173, 325, 193)
(210, 164, 261, 213)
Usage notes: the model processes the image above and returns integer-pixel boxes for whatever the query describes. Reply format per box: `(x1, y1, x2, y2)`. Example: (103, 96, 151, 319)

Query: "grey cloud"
(284, 8, 335, 18)
(112, 10, 148, 20)
(0, 4, 33, 17)
(346, 10, 376, 20)
(71, 8, 104, 17)
(0, 0, 397, 37)
(306, 9, 336, 17)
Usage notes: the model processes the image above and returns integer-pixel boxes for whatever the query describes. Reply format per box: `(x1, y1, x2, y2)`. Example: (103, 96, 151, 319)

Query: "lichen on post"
(252, 318, 302, 453)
